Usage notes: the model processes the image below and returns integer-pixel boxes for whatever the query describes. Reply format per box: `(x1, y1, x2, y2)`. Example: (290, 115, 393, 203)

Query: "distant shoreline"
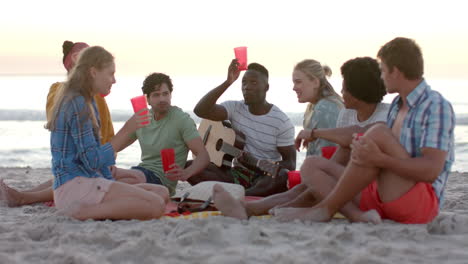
(1, 109, 468, 126)
(0, 109, 307, 125)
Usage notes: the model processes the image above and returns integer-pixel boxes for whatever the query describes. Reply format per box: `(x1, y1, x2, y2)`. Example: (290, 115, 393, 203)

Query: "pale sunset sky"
(1, 0, 467, 79)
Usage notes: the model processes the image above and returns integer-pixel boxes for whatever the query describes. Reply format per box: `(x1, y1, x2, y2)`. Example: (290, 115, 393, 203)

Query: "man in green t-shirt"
(113, 73, 210, 195)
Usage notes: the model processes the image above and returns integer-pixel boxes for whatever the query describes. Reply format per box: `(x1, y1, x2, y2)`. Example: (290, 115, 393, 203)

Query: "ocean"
(0, 75, 467, 171)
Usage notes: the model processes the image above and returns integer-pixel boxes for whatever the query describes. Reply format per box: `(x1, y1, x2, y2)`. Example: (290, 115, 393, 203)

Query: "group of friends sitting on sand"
(0, 37, 455, 225)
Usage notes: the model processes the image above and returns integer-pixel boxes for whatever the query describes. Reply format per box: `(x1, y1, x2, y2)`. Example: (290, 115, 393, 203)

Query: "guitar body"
(198, 119, 245, 167)
(197, 119, 281, 178)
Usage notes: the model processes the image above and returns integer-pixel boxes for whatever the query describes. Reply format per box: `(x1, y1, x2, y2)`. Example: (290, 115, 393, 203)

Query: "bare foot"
(270, 206, 331, 222)
(357, 209, 382, 224)
(212, 184, 248, 220)
(0, 179, 23, 207)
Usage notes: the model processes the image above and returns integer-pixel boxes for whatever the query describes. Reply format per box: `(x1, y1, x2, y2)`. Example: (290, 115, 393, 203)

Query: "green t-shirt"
(130, 106, 200, 195)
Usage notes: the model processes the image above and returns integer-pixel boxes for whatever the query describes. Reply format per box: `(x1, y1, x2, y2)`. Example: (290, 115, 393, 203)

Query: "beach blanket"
(163, 196, 345, 219)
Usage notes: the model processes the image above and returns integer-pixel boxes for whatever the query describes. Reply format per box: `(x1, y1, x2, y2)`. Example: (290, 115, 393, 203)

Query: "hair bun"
(62, 40, 75, 57)
(323, 65, 332, 77)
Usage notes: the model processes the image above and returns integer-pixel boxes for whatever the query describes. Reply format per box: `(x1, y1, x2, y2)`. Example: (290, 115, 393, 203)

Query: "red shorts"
(359, 181, 439, 224)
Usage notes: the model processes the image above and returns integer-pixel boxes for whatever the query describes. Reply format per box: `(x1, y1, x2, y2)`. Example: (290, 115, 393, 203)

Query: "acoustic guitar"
(197, 119, 281, 178)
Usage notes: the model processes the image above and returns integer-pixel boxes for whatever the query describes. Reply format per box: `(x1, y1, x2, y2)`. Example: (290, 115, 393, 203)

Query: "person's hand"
(165, 164, 191, 181)
(350, 135, 382, 166)
(237, 151, 257, 171)
(294, 129, 315, 151)
(133, 108, 151, 128)
(122, 108, 151, 133)
(227, 59, 241, 85)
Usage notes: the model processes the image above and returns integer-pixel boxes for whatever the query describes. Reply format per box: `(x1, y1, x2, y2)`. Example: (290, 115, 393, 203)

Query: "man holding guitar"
(187, 60, 296, 196)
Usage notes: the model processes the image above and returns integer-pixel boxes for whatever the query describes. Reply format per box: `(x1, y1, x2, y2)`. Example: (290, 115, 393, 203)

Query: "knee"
(300, 156, 328, 185)
(149, 196, 166, 219)
(155, 186, 170, 204)
(301, 156, 326, 175)
(364, 123, 392, 142)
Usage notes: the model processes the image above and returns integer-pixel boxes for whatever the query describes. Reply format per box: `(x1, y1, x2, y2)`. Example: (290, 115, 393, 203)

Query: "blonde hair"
(46, 46, 114, 138)
(295, 59, 343, 128)
(294, 59, 341, 101)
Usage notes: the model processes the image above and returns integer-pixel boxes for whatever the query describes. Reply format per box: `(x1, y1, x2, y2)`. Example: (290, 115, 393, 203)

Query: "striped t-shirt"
(221, 100, 295, 162)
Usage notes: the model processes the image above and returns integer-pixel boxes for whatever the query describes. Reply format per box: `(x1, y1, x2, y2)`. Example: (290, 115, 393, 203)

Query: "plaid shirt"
(387, 80, 455, 207)
(51, 96, 115, 190)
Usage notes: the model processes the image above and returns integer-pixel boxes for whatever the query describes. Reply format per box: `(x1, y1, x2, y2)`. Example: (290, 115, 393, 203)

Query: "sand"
(0, 167, 467, 264)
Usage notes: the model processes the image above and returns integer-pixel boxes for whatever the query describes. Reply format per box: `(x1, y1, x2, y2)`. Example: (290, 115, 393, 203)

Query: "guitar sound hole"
(215, 139, 223, 151)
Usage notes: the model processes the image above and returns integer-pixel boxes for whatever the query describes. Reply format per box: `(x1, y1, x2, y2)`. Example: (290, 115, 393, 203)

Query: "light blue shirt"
(306, 97, 343, 156)
(50, 95, 115, 190)
(387, 80, 455, 207)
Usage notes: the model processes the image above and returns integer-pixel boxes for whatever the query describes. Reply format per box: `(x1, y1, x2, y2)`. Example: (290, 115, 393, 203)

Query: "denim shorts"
(131, 166, 163, 185)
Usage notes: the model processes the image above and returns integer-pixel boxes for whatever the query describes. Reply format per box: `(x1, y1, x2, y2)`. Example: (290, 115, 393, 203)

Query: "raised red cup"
(130, 95, 149, 125)
(287, 170, 301, 189)
(234, 46, 248, 71)
(161, 148, 175, 172)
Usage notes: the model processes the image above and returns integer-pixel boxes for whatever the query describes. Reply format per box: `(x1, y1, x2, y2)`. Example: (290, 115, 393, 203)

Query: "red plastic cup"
(321, 146, 337, 160)
(287, 170, 301, 189)
(234, 46, 248, 71)
(161, 148, 175, 172)
(130, 95, 149, 125)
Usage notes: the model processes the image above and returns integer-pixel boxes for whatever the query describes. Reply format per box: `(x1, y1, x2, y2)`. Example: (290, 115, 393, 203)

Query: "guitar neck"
(219, 142, 259, 165)
(219, 142, 242, 159)
(219, 143, 279, 177)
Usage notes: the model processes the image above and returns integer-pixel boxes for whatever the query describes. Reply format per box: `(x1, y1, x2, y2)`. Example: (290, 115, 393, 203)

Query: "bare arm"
(245, 145, 296, 197)
(352, 136, 447, 183)
(330, 146, 350, 167)
(183, 137, 210, 179)
(295, 122, 385, 150)
(165, 137, 210, 182)
(110, 110, 148, 153)
(276, 145, 296, 171)
(193, 59, 240, 121)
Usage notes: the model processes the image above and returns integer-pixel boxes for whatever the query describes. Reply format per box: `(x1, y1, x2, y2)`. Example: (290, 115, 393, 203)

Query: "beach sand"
(1, 167, 467, 264)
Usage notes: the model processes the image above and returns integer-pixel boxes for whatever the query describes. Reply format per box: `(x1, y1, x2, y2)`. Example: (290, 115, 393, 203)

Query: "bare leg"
(25, 179, 53, 192)
(274, 157, 346, 210)
(0, 166, 148, 207)
(0, 179, 53, 207)
(58, 181, 168, 221)
(270, 156, 362, 220)
(134, 183, 170, 204)
(111, 167, 146, 185)
(273, 124, 414, 223)
(245, 183, 308, 216)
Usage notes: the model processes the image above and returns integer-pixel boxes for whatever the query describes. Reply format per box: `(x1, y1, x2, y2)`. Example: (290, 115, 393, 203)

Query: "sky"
(1, 0, 467, 79)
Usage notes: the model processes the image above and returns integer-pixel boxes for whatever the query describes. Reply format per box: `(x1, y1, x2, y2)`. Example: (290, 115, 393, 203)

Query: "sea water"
(0, 75, 467, 171)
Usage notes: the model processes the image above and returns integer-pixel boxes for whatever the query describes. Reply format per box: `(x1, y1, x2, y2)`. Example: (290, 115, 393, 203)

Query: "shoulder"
(426, 90, 452, 106)
(269, 105, 294, 128)
(49, 82, 63, 91)
(316, 97, 342, 110)
(170, 106, 196, 123)
(270, 104, 290, 119)
(376, 103, 390, 114)
(339, 108, 356, 117)
(221, 100, 243, 108)
(414, 88, 454, 116)
(58, 95, 86, 119)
